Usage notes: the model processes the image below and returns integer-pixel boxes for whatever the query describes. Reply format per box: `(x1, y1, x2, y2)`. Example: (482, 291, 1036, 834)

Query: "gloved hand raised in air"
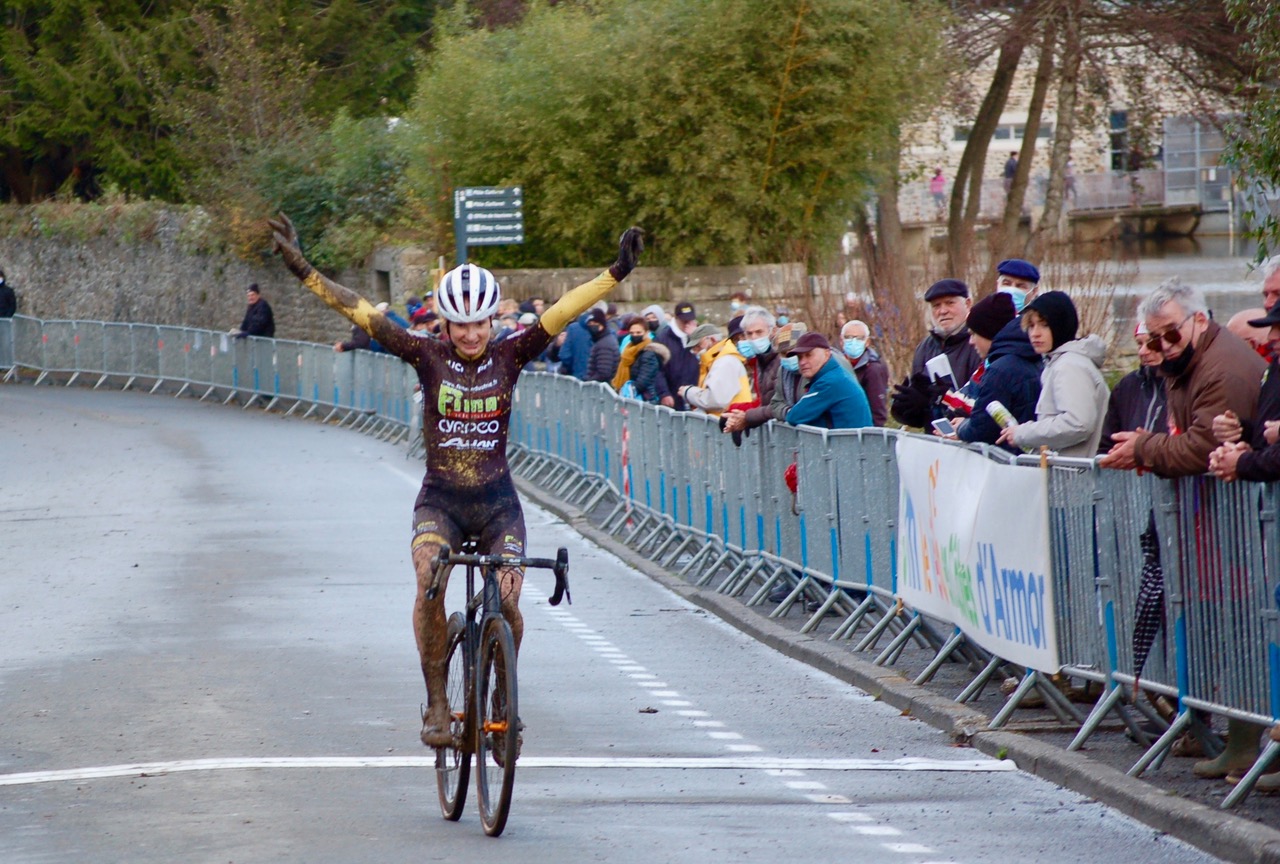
(268, 213, 315, 282)
(609, 227, 646, 282)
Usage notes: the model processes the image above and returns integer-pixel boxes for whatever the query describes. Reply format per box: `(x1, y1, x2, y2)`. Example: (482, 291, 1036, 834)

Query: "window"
(1110, 110, 1128, 171)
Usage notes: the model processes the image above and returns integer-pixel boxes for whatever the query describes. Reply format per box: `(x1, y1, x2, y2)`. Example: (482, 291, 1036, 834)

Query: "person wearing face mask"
(994, 258, 1041, 314)
(721, 306, 780, 436)
(679, 323, 753, 415)
(890, 279, 981, 429)
(641, 304, 667, 334)
(1101, 277, 1265, 476)
(839, 319, 889, 426)
(0, 268, 15, 318)
(584, 307, 621, 383)
(728, 291, 749, 316)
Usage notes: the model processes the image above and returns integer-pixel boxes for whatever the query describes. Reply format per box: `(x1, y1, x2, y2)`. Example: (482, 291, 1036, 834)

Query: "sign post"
(453, 186, 525, 265)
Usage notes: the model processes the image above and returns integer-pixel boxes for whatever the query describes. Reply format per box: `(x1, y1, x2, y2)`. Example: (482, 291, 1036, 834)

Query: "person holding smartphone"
(948, 292, 1042, 453)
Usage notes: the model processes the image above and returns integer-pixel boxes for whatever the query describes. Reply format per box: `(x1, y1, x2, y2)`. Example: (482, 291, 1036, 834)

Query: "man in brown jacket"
(1100, 276, 1267, 782)
(1101, 278, 1265, 476)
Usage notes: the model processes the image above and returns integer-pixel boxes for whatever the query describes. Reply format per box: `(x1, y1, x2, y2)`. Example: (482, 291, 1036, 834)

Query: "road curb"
(517, 476, 1280, 864)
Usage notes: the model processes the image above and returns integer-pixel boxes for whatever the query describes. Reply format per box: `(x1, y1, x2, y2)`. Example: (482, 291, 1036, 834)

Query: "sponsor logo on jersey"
(437, 418, 500, 435)
(438, 381, 501, 419)
(440, 437, 500, 450)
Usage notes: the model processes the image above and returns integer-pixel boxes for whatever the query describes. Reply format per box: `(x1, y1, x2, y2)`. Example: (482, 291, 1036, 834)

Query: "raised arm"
(539, 227, 644, 336)
(269, 213, 416, 357)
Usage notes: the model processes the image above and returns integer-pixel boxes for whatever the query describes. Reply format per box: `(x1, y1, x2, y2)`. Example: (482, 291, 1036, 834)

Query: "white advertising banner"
(895, 437, 1060, 672)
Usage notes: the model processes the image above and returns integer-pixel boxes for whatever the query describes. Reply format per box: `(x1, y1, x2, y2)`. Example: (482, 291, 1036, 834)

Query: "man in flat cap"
(890, 278, 981, 428)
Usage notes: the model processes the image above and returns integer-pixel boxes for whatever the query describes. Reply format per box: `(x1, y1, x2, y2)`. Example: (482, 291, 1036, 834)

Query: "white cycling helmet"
(437, 263, 501, 324)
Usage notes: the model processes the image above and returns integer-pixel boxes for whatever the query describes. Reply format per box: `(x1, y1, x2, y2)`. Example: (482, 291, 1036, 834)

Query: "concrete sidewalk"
(515, 476, 1280, 864)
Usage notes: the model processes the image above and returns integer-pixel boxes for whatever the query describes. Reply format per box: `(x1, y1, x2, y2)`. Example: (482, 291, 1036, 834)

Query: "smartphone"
(931, 418, 956, 436)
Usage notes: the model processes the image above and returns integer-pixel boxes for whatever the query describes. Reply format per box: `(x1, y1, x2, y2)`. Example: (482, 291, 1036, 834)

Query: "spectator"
(612, 314, 649, 390)
(994, 258, 1040, 314)
(840, 319, 890, 427)
(530, 296, 546, 316)
(775, 305, 791, 326)
(952, 292, 1041, 452)
(656, 300, 701, 409)
(1209, 304, 1280, 484)
(768, 324, 856, 422)
(557, 310, 593, 379)
(1002, 152, 1018, 195)
(1226, 307, 1272, 360)
(234, 283, 274, 338)
(1101, 277, 1265, 477)
(995, 291, 1108, 457)
(409, 307, 439, 338)
(610, 315, 670, 404)
(784, 332, 873, 429)
(890, 278, 981, 429)
(929, 167, 947, 219)
(721, 306, 781, 437)
(1262, 256, 1280, 314)
(729, 291, 750, 316)
(1097, 320, 1167, 453)
(0, 268, 15, 318)
(641, 303, 667, 334)
(405, 294, 424, 318)
(375, 301, 411, 330)
(584, 307, 621, 383)
(680, 323, 752, 415)
(335, 323, 373, 353)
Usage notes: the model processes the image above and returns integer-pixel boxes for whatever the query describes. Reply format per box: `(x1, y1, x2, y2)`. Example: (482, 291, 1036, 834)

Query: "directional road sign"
(454, 186, 524, 263)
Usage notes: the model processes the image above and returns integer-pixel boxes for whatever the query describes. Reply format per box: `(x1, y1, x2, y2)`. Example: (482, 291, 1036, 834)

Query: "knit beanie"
(966, 292, 1017, 340)
(1023, 290, 1079, 350)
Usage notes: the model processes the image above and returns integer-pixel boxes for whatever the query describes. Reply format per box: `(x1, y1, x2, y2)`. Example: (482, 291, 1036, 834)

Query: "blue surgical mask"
(843, 338, 866, 359)
(730, 301, 744, 312)
(781, 356, 799, 372)
(777, 315, 789, 325)
(999, 286, 1029, 313)
(738, 336, 771, 359)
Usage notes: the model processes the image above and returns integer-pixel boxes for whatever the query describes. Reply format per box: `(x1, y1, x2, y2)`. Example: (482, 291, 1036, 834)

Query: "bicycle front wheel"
(436, 612, 471, 821)
(475, 618, 518, 836)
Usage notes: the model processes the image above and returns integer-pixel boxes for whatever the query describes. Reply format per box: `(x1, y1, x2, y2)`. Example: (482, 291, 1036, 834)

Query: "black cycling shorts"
(411, 476, 526, 558)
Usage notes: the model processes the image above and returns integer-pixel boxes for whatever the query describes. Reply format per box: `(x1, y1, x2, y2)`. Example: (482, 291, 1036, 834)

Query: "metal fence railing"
(0, 315, 417, 444)
(4, 316, 1278, 808)
(508, 372, 1280, 809)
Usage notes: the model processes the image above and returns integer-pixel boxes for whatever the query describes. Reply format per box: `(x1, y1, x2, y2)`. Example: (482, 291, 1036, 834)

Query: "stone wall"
(0, 208, 810, 341)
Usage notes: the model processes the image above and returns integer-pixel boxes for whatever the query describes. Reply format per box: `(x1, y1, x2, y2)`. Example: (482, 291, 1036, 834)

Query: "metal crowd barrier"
(0, 315, 417, 445)
(508, 371, 1280, 809)
(7, 317, 1279, 808)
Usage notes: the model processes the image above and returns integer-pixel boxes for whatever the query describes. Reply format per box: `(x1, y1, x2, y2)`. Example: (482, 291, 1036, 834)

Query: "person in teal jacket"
(784, 332, 873, 429)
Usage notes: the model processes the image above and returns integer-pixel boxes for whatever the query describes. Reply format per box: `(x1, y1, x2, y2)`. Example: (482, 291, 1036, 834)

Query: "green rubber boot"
(1193, 718, 1264, 779)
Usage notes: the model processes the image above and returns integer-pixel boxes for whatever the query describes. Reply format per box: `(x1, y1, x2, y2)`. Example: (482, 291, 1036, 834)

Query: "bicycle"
(426, 540, 571, 837)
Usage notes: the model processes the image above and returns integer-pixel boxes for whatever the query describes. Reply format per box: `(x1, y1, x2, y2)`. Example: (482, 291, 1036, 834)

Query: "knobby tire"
(435, 612, 470, 821)
(476, 618, 518, 836)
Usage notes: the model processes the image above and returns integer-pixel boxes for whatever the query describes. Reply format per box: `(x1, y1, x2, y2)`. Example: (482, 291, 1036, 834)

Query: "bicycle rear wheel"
(435, 612, 471, 821)
(475, 618, 518, 836)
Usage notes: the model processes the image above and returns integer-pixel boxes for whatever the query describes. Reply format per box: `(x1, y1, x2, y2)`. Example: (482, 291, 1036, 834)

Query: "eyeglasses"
(1143, 314, 1193, 351)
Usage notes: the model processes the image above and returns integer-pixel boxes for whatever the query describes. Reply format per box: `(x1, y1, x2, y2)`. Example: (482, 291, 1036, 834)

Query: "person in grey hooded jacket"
(997, 291, 1109, 457)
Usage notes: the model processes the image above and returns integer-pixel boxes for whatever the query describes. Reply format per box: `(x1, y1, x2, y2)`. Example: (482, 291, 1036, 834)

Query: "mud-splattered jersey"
(374, 323, 551, 490)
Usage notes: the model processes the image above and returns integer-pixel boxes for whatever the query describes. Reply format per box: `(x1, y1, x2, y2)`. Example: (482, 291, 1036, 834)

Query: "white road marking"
(855, 826, 903, 836)
(806, 793, 853, 804)
(827, 812, 874, 823)
(0, 756, 1014, 787)
(883, 844, 937, 854)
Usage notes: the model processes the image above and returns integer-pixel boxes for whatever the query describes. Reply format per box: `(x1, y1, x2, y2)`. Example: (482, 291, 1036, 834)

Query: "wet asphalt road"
(0, 385, 1222, 863)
